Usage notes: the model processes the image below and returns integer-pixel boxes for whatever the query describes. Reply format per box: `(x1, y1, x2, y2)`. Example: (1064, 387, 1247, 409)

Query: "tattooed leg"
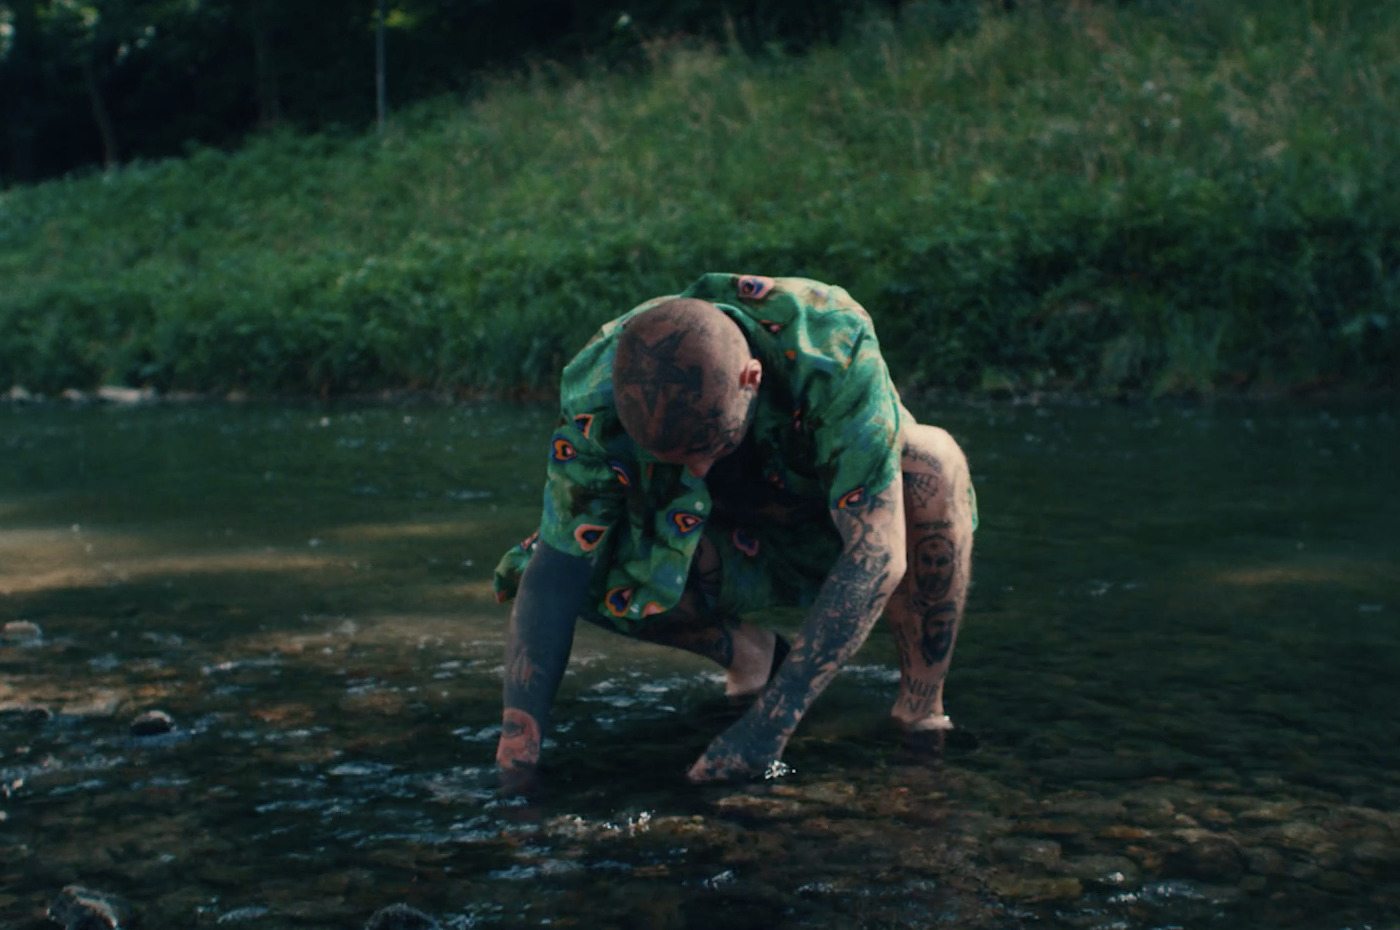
(886, 423, 974, 730)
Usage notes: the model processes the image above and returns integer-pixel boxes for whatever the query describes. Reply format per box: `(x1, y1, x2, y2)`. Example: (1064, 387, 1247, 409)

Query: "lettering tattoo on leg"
(900, 676, 942, 715)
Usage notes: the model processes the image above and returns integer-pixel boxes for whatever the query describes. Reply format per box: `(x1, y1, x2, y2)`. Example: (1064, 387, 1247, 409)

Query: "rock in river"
(129, 709, 176, 737)
(2, 620, 43, 645)
(48, 885, 133, 930)
(365, 903, 440, 930)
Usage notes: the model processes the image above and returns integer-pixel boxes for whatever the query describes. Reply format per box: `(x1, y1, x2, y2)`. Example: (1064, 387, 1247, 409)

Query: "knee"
(902, 424, 969, 481)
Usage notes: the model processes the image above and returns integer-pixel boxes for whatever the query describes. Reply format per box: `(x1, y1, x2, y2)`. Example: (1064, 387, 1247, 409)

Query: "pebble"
(48, 885, 133, 930)
(364, 903, 440, 930)
(130, 710, 176, 738)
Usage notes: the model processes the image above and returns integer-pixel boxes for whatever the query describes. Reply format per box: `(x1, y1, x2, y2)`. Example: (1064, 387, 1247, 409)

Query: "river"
(2, 398, 1397, 929)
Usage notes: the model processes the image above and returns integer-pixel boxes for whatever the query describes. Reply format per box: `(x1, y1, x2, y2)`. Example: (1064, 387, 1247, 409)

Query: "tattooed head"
(613, 298, 761, 466)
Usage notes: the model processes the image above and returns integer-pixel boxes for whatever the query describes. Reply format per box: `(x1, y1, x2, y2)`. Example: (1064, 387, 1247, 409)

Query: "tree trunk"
(81, 56, 118, 171)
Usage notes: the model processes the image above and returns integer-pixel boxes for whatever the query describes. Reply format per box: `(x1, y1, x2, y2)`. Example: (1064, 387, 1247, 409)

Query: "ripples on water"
(1, 399, 1397, 929)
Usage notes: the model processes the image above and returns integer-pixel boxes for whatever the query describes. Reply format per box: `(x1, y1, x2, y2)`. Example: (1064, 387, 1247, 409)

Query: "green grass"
(1, 0, 1396, 397)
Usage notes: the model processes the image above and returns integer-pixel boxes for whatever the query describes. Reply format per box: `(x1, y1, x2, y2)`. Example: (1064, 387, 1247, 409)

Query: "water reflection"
(1, 399, 1397, 929)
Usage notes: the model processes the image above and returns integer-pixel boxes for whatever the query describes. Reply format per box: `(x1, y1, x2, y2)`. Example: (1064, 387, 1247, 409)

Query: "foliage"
(0, 0, 906, 185)
(0, 0, 1396, 398)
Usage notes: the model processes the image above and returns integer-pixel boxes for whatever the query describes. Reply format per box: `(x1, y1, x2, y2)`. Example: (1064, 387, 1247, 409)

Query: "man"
(492, 273, 977, 786)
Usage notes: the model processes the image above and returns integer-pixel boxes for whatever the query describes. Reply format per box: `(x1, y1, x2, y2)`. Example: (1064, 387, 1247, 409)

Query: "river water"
(1, 398, 1397, 929)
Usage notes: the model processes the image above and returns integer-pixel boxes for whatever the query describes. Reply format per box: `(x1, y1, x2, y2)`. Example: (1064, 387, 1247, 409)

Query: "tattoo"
(642, 620, 736, 668)
(497, 708, 541, 769)
(912, 530, 956, 606)
(918, 600, 957, 666)
(636, 586, 739, 669)
(899, 677, 941, 715)
(615, 329, 703, 417)
(747, 483, 899, 743)
(506, 638, 533, 689)
(900, 441, 944, 511)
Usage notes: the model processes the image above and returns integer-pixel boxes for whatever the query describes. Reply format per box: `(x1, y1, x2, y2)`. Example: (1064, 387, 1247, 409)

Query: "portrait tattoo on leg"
(497, 707, 542, 768)
(911, 529, 958, 665)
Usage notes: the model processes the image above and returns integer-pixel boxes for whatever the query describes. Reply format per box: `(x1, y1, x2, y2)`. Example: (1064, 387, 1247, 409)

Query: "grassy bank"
(1, 0, 1396, 398)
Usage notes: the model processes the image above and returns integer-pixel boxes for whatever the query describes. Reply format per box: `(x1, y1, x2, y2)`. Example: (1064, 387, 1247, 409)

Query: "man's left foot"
(726, 632, 790, 702)
(895, 712, 953, 732)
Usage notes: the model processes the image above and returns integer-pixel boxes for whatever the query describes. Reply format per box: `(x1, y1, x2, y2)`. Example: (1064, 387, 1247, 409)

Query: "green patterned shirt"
(493, 273, 903, 630)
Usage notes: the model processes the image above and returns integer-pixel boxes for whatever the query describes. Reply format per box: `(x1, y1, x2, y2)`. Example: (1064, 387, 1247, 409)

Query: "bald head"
(613, 298, 760, 461)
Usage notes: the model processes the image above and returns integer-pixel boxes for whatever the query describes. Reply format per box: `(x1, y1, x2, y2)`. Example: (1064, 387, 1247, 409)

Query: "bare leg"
(885, 423, 975, 730)
(593, 536, 780, 697)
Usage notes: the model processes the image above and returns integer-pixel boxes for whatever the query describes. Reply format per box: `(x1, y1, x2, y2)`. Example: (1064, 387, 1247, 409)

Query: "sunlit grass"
(1, 0, 1395, 396)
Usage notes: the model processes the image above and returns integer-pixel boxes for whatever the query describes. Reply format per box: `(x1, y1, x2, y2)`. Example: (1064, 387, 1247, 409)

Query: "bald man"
(492, 273, 977, 786)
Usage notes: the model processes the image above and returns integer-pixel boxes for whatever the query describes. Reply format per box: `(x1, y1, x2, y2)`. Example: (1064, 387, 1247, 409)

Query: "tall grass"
(1, 0, 1396, 397)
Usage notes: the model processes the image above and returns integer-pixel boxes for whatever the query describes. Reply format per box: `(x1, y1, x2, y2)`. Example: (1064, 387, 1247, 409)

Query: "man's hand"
(685, 476, 908, 784)
(686, 714, 787, 783)
(493, 542, 590, 781)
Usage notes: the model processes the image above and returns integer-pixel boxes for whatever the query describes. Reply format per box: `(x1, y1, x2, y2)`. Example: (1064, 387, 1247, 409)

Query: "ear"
(739, 358, 763, 389)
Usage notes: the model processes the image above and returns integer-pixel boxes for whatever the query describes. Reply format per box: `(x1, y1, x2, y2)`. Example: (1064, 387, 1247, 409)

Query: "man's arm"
(496, 541, 592, 791)
(686, 472, 907, 782)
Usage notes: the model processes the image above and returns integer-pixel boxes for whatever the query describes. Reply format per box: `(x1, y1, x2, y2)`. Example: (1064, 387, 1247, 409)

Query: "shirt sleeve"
(537, 417, 626, 560)
(808, 318, 903, 512)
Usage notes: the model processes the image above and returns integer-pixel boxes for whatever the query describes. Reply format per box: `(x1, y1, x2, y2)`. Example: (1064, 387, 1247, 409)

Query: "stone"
(1351, 839, 1400, 872)
(96, 386, 156, 405)
(129, 710, 175, 737)
(1166, 830, 1245, 882)
(366, 901, 436, 924)
(1317, 870, 1360, 894)
(1258, 820, 1329, 852)
(1059, 854, 1141, 888)
(1042, 797, 1127, 820)
(1, 620, 43, 644)
(48, 885, 134, 930)
(986, 875, 1082, 902)
(989, 837, 1062, 868)
(1244, 846, 1289, 877)
(0, 703, 53, 725)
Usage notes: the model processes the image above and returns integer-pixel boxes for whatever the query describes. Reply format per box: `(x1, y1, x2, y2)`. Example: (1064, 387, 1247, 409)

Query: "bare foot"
(891, 708, 954, 732)
(725, 629, 787, 698)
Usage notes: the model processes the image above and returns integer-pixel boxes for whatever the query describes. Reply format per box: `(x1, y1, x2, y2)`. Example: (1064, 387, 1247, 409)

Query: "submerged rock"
(129, 710, 175, 738)
(986, 875, 1082, 902)
(48, 885, 133, 930)
(1, 620, 43, 645)
(989, 837, 1062, 868)
(364, 903, 440, 930)
(0, 702, 53, 725)
(1165, 829, 1245, 882)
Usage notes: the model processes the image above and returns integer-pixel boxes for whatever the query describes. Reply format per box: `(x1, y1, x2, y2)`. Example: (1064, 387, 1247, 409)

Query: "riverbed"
(2, 398, 1397, 929)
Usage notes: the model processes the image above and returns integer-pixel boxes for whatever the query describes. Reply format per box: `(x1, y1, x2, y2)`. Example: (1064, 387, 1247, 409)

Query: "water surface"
(2, 398, 1397, 929)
